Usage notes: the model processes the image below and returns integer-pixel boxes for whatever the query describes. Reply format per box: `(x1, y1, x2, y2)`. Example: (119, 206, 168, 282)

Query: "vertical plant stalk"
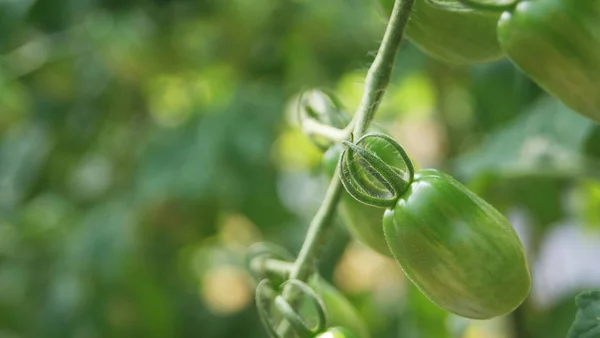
(276, 0, 415, 336)
(346, 0, 415, 137)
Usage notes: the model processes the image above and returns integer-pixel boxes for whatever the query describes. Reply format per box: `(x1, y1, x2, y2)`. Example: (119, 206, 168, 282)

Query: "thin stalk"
(345, 0, 415, 137)
(302, 119, 351, 143)
(276, 0, 415, 336)
(262, 259, 295, 278)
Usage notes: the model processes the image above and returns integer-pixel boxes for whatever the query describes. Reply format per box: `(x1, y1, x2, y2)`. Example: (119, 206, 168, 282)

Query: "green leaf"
(454, 96, 599, 180)
(567, 290, 600, 338)
(0, 123, 50, 210)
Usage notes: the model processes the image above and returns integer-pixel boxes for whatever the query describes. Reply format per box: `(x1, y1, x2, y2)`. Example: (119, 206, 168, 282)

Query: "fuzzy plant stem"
(277, 0, 415, 336)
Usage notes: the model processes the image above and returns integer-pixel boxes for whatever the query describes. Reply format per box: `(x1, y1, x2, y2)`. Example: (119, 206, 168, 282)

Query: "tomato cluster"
(324, 133, 531, 319)
(377, 0, 600, 122)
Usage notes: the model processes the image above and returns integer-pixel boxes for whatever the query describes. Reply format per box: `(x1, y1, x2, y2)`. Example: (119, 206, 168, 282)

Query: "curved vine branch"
(275, 0, 415, 336)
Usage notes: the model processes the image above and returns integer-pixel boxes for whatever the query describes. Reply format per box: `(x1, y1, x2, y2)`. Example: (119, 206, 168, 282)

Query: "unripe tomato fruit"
(497, 0, 600, 122)
(383, 169, 531, 319)
(377, 0, 503, 64)
(309, 276, 371, 338)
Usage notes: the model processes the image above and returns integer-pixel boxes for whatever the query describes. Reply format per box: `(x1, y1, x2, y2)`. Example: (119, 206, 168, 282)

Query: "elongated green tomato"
(309, 276, 371, 338)
(340, 134, 531, 319)
(323, 144, 392, 257)
(316, 327, 360, 338)
(382, 169, 531, 319)
(377, 0, 503, 64)
(497, 0, 600, 122)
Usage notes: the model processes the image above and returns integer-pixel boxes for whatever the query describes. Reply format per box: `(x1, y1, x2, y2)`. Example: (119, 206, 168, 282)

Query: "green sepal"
(338, 133, 414, 208)
(247, 242, 294, 285)
(256, 278, 329, 338)
(297, 89, 350, 151)
(256, 279, 284, 338)
(280, 279, 328, 336)
(341, 141, 402, 207)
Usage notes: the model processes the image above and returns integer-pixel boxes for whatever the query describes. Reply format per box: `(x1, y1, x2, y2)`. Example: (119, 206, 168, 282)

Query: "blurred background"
(1, 0, 599, 337)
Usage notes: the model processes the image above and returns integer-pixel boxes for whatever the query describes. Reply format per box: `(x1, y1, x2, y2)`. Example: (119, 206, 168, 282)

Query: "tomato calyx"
(297, 89, 350, 151)
(339, 133, 414, 208)
(256, 278, 328, 338)
(247, 242, 295, 284)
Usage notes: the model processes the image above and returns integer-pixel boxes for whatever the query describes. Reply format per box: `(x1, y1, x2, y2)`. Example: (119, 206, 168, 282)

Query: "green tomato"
(323, 144, 392, 257)
(309, 276, 371, 338)
(382, 169, 531, 319)
(497, 0, 600, 122)
(316, 327, 361, 338)
(377, 0, 503, 64)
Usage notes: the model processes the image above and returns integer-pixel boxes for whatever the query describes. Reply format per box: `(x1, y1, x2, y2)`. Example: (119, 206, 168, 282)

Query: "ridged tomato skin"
(497, 0, 600, 122)
(377, 0, 503, 64)
(383, 169, 531, 319)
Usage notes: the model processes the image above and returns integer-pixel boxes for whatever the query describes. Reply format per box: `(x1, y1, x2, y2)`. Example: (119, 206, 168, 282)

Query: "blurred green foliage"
(1, 1, 599, 338)
(567, 290, 600, 338)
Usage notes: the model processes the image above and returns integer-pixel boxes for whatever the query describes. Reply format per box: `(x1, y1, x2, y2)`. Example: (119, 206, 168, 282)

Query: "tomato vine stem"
(344, 0, 414, 138)
(251, 258, 294, 278)
(302, 119, 350, 143)
(276, 0, 415, 336)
